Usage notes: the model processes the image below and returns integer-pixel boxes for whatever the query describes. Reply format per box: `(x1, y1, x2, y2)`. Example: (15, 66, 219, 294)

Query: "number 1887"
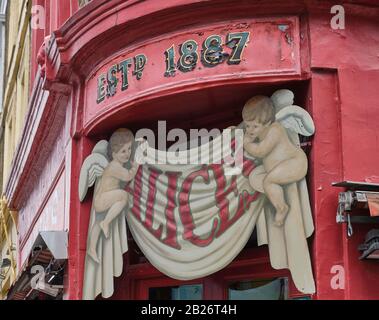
(164, 31, 250, 77)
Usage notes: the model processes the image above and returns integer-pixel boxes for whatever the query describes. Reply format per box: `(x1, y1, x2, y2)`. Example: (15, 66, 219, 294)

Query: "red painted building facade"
(5, 0, 379, 300)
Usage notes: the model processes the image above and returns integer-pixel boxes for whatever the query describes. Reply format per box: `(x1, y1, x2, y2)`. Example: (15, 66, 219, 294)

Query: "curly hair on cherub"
(108, 128, 134, 159)
(242, 95, 276, 125)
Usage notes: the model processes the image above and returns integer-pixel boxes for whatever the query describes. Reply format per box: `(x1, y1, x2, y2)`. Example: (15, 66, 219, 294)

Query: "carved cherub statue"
(243, 91, 315, 226)
(79, 129, 142, 263)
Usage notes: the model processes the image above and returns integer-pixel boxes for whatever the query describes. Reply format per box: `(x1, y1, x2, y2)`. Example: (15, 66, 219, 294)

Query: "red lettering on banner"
(144, 168, 164, 238)
(178, 167, 219, 247)
(129, 166, 143, 220)
(128, 168, 181, 249)
(210, 164, 260, 237)
(127, 149, 259, 249)
(162, 172, 181, 249)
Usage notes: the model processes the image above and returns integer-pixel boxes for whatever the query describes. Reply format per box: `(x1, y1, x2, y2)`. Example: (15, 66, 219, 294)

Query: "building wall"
(0, 204, 17, 300)
(0, 0, 30, 299)
(1, 0, 31, 190)
(0, 0, 7, 195)
(18, 109, 70, 268)
(307, 6, 379, 300)
(0, 0, 80, 299)
(62, 0, 379, 300)
(0, 0, 6, 114)
(0, 0, 7, 299)
(42, 0, 376, 300)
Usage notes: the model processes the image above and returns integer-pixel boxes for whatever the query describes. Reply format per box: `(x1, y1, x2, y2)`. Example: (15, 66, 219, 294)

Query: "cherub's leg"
(248, 165, 267, 193)
(99, 190, 128, 238)
(263, 179, 288, 227)
(87, 224, 101, 263)
(263, 156, 307, 226)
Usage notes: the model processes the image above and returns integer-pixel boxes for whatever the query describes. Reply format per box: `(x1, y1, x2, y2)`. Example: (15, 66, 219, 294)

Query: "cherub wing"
(276, 105, 315, 137)
(271, 89, 294, 112)
(78, 140, 110, 202)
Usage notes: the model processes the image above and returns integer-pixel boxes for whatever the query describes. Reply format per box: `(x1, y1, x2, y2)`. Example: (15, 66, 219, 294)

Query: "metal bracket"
(334, 182, 379, 238)
(336, 202, 379, 237)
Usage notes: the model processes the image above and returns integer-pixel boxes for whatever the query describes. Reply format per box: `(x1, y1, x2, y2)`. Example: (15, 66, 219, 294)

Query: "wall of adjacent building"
(1, 0, 31, 190)
(0, 206, 17, 300)
(0, 0, 81, 299)
(0, 0, 7, 195)
(0, 0, 6, 114)
(0, 0, 30, 299)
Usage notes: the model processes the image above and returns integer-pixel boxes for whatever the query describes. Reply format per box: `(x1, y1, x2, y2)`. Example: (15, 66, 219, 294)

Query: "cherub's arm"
(243, 126, 280, 158)
(111, 161, 140, 182)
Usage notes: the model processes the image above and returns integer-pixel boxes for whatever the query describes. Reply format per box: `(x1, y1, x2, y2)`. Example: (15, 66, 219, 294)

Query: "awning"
(6, 231, 67, 300)
(33, 231, 68, 260)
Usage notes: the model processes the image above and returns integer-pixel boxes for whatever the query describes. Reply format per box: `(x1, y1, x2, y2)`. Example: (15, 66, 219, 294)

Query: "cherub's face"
(245, 120, 269, 139)
(112, 142, 133, 164)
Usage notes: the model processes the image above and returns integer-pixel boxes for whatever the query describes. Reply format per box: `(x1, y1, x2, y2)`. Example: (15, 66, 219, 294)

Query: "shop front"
(74, 4, 314, 300)
(12, 0, 379, 300)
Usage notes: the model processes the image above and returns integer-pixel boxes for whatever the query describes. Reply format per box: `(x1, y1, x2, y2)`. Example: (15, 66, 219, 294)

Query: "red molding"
(46, 0, 312, 81)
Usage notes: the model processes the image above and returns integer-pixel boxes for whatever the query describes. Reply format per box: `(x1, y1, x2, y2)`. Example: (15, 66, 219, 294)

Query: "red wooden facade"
(6, 0, 379, 300)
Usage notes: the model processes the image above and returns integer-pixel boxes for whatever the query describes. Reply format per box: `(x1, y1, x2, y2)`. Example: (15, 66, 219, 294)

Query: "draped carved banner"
(80, 90, 316, 300)
(125, 150, 262, 279)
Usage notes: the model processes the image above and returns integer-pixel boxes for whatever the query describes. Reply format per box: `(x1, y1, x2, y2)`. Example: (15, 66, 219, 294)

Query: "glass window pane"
(172, 284, 203, 300)
(228, 278, 288, 300)
(149, 284, 203, 300)
(291, 296, 312, 300)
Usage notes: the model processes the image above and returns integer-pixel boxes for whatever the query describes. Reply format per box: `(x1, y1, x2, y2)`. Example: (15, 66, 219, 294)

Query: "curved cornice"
(46, 0, 307, 82)
(45, 0, 379, 84)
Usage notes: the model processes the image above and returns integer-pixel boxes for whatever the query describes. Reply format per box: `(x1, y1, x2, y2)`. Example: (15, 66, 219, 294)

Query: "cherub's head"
(242, 95, 275, 139)
(108, 128, 134, 164)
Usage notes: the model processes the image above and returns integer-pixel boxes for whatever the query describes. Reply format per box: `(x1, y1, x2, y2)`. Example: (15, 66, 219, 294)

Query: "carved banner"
(79, 89, 315, 300)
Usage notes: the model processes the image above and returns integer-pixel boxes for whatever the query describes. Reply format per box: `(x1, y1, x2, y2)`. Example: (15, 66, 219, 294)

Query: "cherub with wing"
(243, 91, 315, 227)
(79, 129, 140, 263)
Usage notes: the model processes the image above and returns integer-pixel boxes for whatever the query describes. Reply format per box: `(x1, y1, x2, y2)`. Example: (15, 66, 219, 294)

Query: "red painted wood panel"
(83, 17, 301, 131)
(309, 70, 345, 300)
